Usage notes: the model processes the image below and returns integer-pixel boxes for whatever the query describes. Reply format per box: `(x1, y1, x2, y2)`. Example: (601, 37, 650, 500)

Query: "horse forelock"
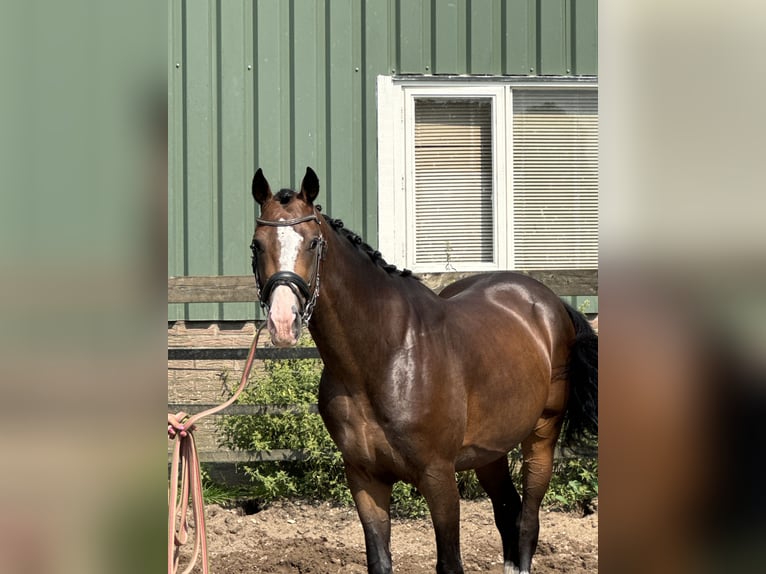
(260, 188, 314, 221)
(274, 188, 297, 205)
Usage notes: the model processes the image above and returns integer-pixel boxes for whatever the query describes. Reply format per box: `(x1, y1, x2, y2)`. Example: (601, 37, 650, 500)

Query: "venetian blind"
(413, 99, 494, 267)
(512, 89, 598, 270)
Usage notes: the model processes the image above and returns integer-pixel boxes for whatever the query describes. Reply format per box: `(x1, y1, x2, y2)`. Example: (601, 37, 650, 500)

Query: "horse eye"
(251, 239, 263, 254)
(308, 238, 320, 251)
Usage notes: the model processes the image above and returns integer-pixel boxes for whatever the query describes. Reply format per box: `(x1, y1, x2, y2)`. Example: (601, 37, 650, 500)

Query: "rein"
(252, 210, 326, 325)
(168, 325, 265, 574)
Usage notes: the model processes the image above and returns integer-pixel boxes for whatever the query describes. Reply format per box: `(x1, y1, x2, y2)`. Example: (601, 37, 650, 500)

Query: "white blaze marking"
(277, 224, 302, 271)
(267, 223, 303, 345)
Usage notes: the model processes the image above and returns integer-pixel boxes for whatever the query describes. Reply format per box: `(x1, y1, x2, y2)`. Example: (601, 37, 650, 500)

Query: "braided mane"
(321, 213, 417, 279)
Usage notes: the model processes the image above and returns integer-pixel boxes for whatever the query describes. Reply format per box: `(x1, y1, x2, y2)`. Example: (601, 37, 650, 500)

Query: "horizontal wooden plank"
(168, 275, 260, 303)
(168, 270, 598, 303)
(167, 346, 321, 361)
(200, 450, 308, 463)
(169, 447, 595, 465)
(168, 403, 320, 416)
(167, 449, 309, 464)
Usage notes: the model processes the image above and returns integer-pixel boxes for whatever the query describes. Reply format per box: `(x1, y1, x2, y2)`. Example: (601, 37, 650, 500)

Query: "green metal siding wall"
(168, 0, 597, 321)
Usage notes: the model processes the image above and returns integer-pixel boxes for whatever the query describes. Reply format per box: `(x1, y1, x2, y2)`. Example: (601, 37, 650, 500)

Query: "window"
(377, 77, 598, 272)
(414, 97, 495, 268)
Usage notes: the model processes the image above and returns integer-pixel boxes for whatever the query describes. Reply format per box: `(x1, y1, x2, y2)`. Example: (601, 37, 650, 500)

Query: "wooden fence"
(168, 271, 598, 465)
(168, 271, 597, 304)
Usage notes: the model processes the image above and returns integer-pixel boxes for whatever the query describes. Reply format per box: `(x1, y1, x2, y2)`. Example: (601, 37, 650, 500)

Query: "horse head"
(250, 167, 326, 346)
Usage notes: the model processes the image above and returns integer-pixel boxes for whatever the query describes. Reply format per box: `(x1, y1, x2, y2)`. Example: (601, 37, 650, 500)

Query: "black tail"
(561, 303, 598, 448)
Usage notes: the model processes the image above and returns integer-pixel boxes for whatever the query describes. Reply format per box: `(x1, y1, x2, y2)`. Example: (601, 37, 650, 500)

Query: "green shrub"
(216, 344, 353, 506)
(543, 456, 599, 513)
(215, 339, 597, 516)
(455, 448, 598, 514)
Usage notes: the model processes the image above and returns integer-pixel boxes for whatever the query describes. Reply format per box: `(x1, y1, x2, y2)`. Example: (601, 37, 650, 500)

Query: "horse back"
(440, 271, 562, 304)
(439, 272, 571, 334)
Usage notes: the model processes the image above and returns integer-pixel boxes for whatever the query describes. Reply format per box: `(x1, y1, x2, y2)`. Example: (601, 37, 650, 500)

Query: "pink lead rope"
(168, 325, 266, 574)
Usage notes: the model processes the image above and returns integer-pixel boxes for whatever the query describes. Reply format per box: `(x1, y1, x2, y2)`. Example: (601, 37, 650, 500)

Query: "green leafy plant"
(543, 456, 599, 513)
(200, 468, 249, 506)
(455, 446, 597, 514)
(216, 339, 353, 505)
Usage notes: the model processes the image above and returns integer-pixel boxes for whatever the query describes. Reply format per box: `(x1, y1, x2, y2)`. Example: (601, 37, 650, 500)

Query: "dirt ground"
(183, 498, 597, 573)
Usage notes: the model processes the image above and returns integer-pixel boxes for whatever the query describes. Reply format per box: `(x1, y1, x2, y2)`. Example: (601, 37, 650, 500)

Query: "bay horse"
(249, 167, 598, 574)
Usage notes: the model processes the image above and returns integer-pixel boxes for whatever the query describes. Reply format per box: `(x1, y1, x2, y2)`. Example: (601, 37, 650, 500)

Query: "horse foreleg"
(346, 465, 394, 574)
(475, 457, 522, 574)
(418, 463, 464, 574)
(518, 416, 563, 574)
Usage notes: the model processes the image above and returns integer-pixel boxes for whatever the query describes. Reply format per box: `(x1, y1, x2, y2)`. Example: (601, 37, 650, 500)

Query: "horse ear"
(299, 166, 319, 204)
(251, 168, 272, 205)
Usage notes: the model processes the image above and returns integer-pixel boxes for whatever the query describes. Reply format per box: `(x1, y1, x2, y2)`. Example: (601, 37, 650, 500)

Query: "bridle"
(251, 210, 327, 325)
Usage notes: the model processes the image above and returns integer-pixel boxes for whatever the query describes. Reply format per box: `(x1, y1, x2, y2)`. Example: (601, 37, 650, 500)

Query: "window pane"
(414, 99, 494, 267)
(513, 90, 598, 270)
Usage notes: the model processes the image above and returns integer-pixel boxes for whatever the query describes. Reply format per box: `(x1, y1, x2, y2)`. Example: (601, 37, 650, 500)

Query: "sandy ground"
(182, 498, 597, 573)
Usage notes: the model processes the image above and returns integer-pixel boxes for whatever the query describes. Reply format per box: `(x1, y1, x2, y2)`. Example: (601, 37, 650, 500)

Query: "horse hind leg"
(518, 416, 564, 574)
(475, 456, 523, 574)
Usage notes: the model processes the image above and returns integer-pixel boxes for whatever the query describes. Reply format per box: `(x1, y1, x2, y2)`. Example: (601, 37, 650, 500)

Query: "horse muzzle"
(266, 284, 303, 346)
(258, 269, 316, 346)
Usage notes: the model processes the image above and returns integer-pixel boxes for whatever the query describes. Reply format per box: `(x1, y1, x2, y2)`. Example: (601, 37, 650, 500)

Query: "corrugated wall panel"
(398, 0, 429, 74)
(363, 0, 390, 237)
(184, 0, 219, 321)
(538, 0, 568, 75)
(168, 0, 597, 321)
(255, 0, 290, 183)
(503, 0, 532, 74)
(292, 1, 321, 176)
(571, 0, 598, 75)
(468, 0, 502, 74)
(327, 0, 361, 227)
(432, 0, 464, 75)
(168, 0, 183, 321)
(218, 0, 254, 320)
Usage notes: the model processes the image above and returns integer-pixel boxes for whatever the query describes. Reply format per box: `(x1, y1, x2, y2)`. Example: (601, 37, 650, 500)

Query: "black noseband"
(259, 271, 312, 311)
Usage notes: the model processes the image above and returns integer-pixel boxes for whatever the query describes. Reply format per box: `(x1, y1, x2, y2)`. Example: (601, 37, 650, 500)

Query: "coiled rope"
(168, 325, 265, 574)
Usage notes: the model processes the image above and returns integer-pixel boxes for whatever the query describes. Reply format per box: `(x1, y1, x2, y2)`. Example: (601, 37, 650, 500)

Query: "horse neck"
(307, 225, 424, 375)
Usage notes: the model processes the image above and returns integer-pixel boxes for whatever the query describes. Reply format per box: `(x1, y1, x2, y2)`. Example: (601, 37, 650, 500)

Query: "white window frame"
(377, 75, 597, 273)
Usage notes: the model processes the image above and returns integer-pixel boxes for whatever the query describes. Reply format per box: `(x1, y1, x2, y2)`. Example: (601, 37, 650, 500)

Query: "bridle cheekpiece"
(251, 209, 327, 325)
